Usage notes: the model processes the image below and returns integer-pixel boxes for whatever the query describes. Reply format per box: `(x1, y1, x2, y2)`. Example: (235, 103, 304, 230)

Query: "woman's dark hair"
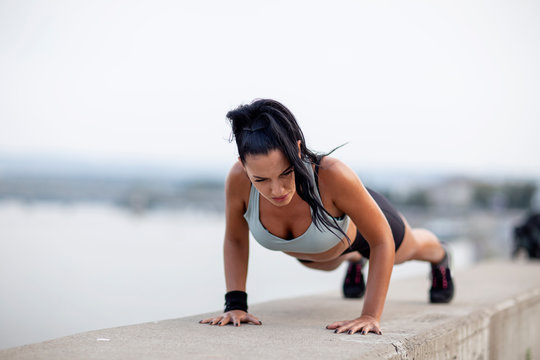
(227, 98, 349, 243)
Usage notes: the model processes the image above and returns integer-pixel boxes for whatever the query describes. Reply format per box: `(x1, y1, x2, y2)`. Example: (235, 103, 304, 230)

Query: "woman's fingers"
(199, 315, 224, 325)
(326, 316, 383, 335)
(349, 324, 379, 335)
(199, 312, 262, 327)
(334, 325, 351, 334)
(244, 313, 262, 325)
(218, 315, 231, 326)
(328, 320, 355, 334)
(325, 321, 348, 330)
(233, 312, 261, 326)
(350, 322, 367, 335)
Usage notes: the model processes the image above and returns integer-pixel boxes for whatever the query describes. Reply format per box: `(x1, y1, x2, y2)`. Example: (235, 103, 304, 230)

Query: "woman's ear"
(297, 140, 302, 158)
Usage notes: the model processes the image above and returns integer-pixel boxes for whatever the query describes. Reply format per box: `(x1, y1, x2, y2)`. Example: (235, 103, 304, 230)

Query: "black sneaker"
(429, 261, 455, 303)
(343, 259, 366, 299)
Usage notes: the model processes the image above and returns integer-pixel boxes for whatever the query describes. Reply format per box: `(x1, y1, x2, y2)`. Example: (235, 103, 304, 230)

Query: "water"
(0, 202, 474, 350)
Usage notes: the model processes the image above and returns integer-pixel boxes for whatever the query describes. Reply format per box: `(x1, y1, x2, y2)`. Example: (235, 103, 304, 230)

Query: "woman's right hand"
(199, 310, 262, 327)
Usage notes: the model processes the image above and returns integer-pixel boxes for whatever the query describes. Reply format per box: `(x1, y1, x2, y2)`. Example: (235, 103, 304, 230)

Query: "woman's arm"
(200, 161, 262, 327)
(320, 158, 394, 334)
(223, 162, 251, 293)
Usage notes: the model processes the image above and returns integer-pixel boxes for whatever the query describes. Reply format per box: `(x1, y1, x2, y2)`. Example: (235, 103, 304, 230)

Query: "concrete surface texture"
(1, 260, 540, 360)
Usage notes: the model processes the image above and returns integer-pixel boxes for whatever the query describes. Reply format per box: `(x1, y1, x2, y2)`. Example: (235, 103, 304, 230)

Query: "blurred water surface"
(0, 202, 474, 350)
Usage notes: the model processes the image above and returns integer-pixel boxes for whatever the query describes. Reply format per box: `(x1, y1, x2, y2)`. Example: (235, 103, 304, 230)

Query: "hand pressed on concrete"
(326, 315, 382, 335)
(199, 310, 262, 327)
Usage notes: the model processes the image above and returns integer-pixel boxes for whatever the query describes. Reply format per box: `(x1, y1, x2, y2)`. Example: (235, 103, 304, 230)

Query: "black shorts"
(299, 188, 405, 262)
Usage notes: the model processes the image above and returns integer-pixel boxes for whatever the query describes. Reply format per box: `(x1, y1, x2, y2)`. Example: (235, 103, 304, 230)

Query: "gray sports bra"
(243, 161, 350, 254)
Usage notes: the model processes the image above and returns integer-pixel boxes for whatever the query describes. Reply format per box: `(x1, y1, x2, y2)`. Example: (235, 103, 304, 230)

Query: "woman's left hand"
(326, 315, 382, 335)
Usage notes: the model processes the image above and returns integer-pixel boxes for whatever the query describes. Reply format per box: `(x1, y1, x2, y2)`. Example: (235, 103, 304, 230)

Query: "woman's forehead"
(244, 150, 291, 173)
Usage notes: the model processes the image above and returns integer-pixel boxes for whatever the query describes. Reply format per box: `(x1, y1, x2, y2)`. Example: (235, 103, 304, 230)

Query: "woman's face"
(243, 149, 296, 207)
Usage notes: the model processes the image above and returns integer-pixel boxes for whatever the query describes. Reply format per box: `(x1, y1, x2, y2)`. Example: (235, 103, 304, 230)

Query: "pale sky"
(1, 0, 539, 177)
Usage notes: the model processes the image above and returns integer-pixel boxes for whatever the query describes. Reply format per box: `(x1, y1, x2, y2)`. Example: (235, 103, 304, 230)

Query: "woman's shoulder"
(225, 160, 252, 199)
(319, 156, 358, 181)
(228, 160, 246, 177)
(318, 156, 362, 192)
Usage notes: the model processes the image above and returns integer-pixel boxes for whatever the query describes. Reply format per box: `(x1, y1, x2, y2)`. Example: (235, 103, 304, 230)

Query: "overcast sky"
(1, 0, 539, 177)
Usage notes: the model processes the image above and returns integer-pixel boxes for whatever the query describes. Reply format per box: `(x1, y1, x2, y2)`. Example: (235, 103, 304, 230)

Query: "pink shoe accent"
(440, 266, 448, 289)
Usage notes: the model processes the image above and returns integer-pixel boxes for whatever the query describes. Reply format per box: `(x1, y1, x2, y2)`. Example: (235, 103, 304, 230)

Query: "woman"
(200, 99, 454, 335)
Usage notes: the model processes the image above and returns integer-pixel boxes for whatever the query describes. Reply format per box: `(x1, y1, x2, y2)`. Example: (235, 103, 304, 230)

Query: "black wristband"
(224, 290, 248, 312)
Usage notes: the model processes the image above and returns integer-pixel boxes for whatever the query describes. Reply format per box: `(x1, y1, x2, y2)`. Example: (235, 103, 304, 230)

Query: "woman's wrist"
(224, 290, 248, 312)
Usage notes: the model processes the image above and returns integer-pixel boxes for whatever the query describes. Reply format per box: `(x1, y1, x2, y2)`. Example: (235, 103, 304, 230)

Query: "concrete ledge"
(2, 261, 540, 360)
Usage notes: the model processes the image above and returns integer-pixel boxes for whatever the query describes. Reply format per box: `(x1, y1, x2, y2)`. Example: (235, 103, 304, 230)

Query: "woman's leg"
(395, 215, 454, 303)
(299, 252, 366, 298)
(394, 215, 445, 265)
(299, 214, 452, 303)
(299, 215, 445, 268)
(299, 216, 446, 269)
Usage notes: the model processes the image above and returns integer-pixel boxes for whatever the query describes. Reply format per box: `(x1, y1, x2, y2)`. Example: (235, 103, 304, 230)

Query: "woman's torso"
(242, 157, 358, 262)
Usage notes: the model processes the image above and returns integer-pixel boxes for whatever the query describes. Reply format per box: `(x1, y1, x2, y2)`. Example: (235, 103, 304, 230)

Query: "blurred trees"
(383, 179, 537, 211)
(473, 182, 537, 209)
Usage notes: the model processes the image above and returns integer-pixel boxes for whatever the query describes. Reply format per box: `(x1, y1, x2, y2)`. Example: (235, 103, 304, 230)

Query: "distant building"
(426, 177, 475, 209)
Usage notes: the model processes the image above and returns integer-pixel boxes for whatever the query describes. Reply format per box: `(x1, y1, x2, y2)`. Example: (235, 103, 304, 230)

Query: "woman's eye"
(282, 171, 293, 176)
(254, 179, 266, 183)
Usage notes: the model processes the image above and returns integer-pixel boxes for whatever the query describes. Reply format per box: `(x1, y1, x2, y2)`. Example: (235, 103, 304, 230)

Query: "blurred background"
(1, 0, 539, 350)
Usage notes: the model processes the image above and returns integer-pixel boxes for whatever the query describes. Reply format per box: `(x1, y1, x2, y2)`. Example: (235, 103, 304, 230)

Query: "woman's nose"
(270, 181, 284, 196)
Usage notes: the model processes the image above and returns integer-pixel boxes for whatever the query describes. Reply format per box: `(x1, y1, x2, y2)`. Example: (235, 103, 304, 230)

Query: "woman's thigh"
(299, 214, 436, 268)
(394, 215, 442, 264)
(394, 215, 419, 264)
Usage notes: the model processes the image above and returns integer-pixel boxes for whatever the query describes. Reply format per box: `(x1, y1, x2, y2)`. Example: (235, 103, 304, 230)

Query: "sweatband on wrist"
(224, 290, 248, 312)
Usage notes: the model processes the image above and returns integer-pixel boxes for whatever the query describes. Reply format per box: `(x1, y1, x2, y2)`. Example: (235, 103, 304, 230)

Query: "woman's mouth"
(272, 194, 288, 202)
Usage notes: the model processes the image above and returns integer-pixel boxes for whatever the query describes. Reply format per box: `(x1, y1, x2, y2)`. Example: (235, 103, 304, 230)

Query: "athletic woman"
(200, 99, 454, 335)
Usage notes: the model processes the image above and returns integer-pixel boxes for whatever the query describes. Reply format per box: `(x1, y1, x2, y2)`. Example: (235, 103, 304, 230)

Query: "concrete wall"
(488, 288, 540, 360)
(1, 261, 539, 360)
